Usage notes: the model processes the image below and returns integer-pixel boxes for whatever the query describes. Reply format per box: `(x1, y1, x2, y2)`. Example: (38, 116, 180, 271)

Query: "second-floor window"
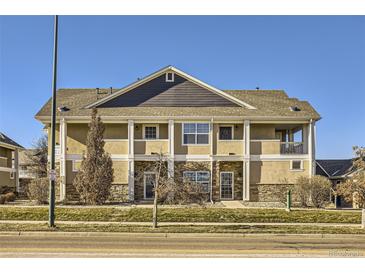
(143, 125, 158, 139)
(183, 123, 209, 145)
(219, 126, 233, 140)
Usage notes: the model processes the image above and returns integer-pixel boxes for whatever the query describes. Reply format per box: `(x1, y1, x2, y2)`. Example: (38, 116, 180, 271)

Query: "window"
(144, 172, 156, 199)
(291, 160, 303, 170)
(219, 126, 233, 140)
(183, 171, 210, 192)
(143, 125, 158, 139)
(166, 72, 174, 82)
(183, 123, 209, 145)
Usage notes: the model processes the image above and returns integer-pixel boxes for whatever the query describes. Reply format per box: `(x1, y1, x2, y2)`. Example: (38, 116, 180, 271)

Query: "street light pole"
(49, 15, 58, 227)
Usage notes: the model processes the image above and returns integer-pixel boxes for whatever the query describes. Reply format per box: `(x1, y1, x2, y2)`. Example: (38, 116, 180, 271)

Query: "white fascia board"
(36, 115, 313, 124)
(0, 142, 22, 150)
(83, 66, 256, 110)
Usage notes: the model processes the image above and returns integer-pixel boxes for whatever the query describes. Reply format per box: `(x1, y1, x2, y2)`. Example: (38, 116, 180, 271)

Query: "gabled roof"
(0, 132, 24, 150)
(316, 159, 354, 178)
(35, 66, 321, 121)
(85, 66, 256, 109)
(35, 89, 320, 121)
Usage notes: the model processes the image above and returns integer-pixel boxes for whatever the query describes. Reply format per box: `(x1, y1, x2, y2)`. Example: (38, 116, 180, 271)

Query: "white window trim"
(183, 170, 210, 193)
(72, 160, 82, 172)
(182, 123, 210, 146)
(142, 124, 159, 140)
(290, 160, 304, 171)
(218, 125, 234, 140)
(220, 171, 234, 200)
(144, 172, 157, 200)
(165, 72, 175, 82)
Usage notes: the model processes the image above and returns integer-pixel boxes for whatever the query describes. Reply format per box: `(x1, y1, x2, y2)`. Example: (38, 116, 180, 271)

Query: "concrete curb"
(0, 231, 364, 239)
(0, 220, 360, 227)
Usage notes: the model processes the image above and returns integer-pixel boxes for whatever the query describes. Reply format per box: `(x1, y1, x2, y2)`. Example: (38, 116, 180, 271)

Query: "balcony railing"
(280, 142, 304, 154)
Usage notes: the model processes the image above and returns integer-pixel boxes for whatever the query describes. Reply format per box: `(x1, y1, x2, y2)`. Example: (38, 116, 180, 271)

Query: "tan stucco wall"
(250, 160, 309, 184)
(250, 141, 280, 154)
(174, 123, 210, 155)
(112, 161, 128, 184)
(134, 140, 168, 155)
(67, 124, 88, 154)
(250, 124, 277, 139)
(0, 170, 15, 188)
(66, 123, 128, 155)
(216, 141, 244, 155)
(104, 140, 128, 154)
(104, 124, 128, 139)
(0, 146, 12, 168)
(66, 159, 128, 188)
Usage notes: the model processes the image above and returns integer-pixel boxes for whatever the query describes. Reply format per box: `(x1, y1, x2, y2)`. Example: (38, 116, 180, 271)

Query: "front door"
(220, 172, 234, 199)
(144, 172, 156, 199)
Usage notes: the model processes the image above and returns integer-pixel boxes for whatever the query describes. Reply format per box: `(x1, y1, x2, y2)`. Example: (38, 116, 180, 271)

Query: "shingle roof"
(0, 132, 23, 149)
(316, 159, 354, 178)
(35, 88, 320, 121)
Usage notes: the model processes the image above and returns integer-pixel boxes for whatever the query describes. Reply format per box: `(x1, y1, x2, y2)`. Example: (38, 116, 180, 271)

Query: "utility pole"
(49, 15, 58, 227)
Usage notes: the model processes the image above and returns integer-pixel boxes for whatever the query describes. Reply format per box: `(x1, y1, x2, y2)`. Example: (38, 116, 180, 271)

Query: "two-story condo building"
(35, 66, 320, 203)
(0, 132, 23, 193)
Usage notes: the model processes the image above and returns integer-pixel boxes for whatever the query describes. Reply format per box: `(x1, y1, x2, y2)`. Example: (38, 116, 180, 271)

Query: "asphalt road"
(0, 232, 365, 257)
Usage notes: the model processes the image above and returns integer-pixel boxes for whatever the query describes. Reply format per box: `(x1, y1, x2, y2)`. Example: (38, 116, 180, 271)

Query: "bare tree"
(294, 175, 331, 208)
(337, 146, 365, 207)
(26, 135, 52, 204)
(73, 108, 114, 205)
(135, 154, 208, 228)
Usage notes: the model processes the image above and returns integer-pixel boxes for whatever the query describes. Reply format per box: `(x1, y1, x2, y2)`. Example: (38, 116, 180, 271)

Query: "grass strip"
(0, 223, 364, 234)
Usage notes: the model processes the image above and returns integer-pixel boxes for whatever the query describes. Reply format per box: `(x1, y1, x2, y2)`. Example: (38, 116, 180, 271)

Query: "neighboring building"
(0, 132, 23, 193)
(18, 149, 37, 195)
(316, 159, 357, 207)
(35, 66, 320, 203)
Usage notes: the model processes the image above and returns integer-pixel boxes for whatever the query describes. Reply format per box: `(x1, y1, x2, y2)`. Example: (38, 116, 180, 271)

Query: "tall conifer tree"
(73, 108, 113, 204)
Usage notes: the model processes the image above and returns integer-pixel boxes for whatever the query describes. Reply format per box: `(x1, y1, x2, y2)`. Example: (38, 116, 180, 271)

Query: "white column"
(14, 149, 19, 192)
(168, 119, 174, 178)
(59, 118, 67, 201)
(308, 119, 315, 177)
(128, 120, 135, 201)
(302, 124, 309, 154)
(209, 119, 214, 202)
(243, 120, 250, 201)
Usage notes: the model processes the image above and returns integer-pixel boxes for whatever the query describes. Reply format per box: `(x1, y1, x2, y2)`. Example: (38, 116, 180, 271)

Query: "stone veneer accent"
(256, 184, 298, 204)
(109, 184, 129, 202)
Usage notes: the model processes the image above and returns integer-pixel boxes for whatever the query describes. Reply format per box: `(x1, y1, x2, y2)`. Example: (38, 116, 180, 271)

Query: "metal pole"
(286, 189, 291, 212)
(49, 15, 58, 227)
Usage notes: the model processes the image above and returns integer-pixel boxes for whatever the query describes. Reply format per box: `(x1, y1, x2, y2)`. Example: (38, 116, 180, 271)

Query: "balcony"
(0, 157, 8, 167)
(216, 140, 244, 155)
(104, 139, 128, 154)
(280, 142, 304, 154)
(134, 140, 169, 155)
(250, 140, 281, 154)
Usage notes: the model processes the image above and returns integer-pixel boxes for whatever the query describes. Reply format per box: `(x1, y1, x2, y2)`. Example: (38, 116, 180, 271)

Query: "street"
(0, 232, 365, 257)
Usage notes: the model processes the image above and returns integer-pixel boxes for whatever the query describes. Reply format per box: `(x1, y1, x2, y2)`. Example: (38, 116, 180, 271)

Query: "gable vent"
(289, 106, 301, 112)
(165, 72, 174, 82)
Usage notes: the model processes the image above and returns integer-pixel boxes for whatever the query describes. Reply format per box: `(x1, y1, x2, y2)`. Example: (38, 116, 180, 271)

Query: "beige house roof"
(35, 88, 320, 121)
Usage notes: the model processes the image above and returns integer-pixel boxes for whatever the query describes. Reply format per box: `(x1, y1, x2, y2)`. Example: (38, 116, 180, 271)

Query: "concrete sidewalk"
(0, 220, 360, 227)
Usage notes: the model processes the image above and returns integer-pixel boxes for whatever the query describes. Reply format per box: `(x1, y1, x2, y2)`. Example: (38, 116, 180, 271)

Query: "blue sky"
(0, 16, 364, 158)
